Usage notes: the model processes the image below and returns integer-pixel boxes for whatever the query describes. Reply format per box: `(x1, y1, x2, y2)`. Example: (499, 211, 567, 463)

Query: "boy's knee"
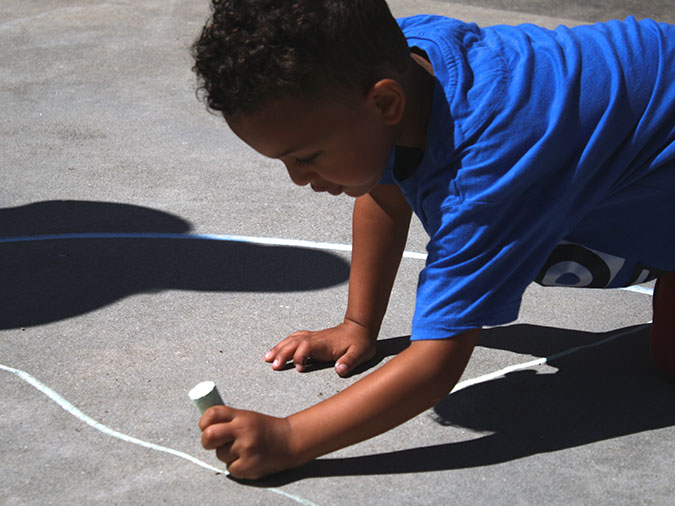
(650, 272, 675, 380)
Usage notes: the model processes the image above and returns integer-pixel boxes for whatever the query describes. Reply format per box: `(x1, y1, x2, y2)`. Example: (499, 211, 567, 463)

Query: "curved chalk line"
(0, 232, 652, 294)
(451, 323, 650, 393)
(0, 363, 317, 506)
(0, 231, 413, 260)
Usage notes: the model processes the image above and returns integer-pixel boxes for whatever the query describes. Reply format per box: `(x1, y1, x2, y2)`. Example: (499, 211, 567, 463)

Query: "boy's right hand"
(264, 319, 377, 377)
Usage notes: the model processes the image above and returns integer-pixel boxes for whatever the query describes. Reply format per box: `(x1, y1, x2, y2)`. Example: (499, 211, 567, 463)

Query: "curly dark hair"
(191, 0, 410, 118)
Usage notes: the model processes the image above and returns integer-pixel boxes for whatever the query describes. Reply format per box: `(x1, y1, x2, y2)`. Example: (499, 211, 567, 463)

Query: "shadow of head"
(0, 200, 350, 329)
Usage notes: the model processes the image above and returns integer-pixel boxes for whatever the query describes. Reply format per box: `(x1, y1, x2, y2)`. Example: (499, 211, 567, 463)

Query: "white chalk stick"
(189, 381, 224, 414)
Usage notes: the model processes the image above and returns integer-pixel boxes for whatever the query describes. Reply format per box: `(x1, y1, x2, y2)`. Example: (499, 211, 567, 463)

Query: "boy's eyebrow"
(275, 147, 319, 159)
(274, 148, 297, 158)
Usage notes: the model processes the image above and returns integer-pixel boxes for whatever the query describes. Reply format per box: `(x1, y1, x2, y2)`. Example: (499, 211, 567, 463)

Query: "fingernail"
(265, 351, 273, 361)
(273, 358, 280, 367)
(336, 363, 348, 375)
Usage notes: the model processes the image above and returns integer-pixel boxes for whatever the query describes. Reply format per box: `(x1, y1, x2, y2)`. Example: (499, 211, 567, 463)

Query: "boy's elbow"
(409, 329, 480, 399)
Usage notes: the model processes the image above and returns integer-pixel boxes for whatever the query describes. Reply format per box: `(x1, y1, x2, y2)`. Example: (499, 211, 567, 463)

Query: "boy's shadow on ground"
(0, 200, 350, 329)
(251, 323, 674, 485)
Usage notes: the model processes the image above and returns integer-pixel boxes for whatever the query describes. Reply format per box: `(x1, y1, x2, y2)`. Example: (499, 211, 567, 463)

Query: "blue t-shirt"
(383, 16, 675, 340)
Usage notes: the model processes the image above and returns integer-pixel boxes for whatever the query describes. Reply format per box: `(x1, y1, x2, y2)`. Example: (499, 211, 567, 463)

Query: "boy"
(191, 0, 675, 480)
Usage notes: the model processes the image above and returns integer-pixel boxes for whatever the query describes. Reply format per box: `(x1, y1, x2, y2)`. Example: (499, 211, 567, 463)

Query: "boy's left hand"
(199, 405, 295, 480)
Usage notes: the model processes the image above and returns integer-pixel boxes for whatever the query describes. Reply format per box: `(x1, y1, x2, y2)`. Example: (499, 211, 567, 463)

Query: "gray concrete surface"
(1, 1, 673, 505)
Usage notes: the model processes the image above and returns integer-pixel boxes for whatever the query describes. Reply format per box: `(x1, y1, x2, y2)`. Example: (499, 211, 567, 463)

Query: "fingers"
(215, 442, 237, 466)
(264, 331, 325, 372)
(199, 405, 234, 430)
(264, 325, 378, 375)
(198, 408, 292, 480)
(292, 340, 313, 372)
(199, 406, 237, 453)
(335, 360, 350, 376)
(201, 425, 231, 451)
(264, 331, 304, 368)
(201, 416, 237, 465)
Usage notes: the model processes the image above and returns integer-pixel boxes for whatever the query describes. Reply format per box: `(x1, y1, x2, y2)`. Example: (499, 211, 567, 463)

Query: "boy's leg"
(651, 271, 675, 380)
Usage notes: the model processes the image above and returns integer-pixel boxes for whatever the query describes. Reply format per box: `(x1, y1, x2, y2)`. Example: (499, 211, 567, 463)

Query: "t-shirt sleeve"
(410, 196, 570, 340)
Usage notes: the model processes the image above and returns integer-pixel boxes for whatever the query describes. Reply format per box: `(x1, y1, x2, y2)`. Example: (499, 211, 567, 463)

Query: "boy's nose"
(285, 164, 312, 187)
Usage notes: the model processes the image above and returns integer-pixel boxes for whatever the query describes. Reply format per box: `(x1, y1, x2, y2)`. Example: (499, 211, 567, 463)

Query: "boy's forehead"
(225, 94, 367, 158)
(232, 89, 357, 119)
(225, 98, 313, 156)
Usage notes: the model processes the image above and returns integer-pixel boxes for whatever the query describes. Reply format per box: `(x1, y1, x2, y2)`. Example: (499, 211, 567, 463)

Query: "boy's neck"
(395, 52, 435, 150)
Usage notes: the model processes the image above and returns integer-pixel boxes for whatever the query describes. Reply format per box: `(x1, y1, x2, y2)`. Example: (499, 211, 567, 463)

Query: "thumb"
(335, 346, 371, 377)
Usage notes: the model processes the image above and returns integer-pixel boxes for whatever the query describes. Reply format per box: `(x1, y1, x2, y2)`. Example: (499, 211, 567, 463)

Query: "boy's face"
(226, 92, 398, 197)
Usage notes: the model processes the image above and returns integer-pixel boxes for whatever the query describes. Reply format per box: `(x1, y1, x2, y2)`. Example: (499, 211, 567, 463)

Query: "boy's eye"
(294, 153, 319, 166)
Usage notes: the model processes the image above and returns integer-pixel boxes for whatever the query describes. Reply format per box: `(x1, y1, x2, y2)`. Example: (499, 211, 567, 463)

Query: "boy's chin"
(343, 182, 381, 197)
(340, 187, 365, 198)
(345, 190, 368, 198)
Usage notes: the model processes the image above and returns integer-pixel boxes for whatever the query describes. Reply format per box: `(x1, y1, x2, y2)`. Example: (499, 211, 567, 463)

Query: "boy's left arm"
(199, 329, 479, 480)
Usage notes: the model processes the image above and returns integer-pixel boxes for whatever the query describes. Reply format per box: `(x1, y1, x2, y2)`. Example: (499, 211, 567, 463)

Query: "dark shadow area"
(476, 322, 631, 357)
(244, 324, 674, 486)
(0, 200, 192, 237)
(352, 335, 411, 374)
(0, 200, 350, 329)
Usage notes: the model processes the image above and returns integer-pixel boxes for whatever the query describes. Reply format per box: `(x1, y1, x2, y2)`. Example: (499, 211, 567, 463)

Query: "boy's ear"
(367, 79, 405, 126)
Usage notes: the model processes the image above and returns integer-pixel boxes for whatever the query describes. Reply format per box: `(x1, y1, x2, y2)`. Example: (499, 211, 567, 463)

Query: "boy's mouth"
(310, 182, 343, 195)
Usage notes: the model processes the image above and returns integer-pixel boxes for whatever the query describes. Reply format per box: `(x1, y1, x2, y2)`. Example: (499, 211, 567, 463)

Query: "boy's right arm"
(264, 183, 413, 376)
